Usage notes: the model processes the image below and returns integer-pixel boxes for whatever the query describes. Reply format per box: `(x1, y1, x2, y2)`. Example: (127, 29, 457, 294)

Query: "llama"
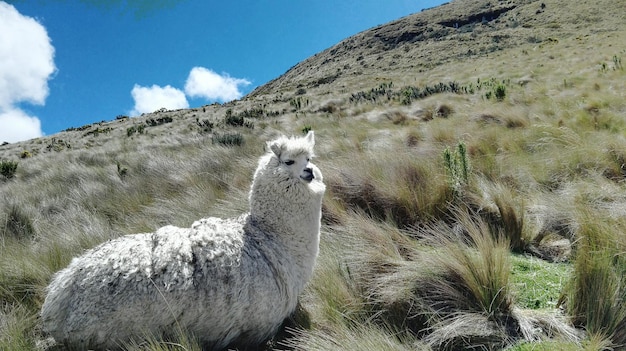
(40, 131, 325, 350)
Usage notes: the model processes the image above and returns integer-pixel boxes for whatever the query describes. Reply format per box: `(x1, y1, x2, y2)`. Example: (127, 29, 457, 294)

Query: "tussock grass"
(325, 148, 453, 227)
(338, 209, 517, 347)
(561, 212, 626, 348)
(0, 1, 624, 349)
(282, 323, 427, 351)
(417, 210, 515, 320)
(0, 304, 38, 351)
(122, 330, 203, 351)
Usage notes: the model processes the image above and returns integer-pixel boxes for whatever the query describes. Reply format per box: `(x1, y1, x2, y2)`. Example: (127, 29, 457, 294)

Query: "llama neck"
(249, 181, 324, 283)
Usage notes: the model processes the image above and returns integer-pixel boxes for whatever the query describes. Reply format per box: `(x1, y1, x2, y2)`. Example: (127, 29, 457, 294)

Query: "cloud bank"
(184, 67, 251, 102)
(0, 2, 55, 143)
(130, 84, 189, 116)
(129, 67, 250, 116)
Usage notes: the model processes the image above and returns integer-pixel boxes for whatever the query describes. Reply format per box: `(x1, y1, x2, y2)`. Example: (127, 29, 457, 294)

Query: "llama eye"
(284, 160, 295, 166)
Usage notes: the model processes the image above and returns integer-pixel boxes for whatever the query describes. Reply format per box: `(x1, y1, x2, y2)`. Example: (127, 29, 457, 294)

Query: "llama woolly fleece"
(40, 131, 325, 350)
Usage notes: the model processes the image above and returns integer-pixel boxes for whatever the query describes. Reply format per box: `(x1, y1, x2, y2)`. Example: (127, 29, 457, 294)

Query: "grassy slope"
(1, 0, 626, 349)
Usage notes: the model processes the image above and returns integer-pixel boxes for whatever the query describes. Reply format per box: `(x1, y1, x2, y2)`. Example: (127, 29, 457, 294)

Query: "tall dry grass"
(0, 5, 624, 349)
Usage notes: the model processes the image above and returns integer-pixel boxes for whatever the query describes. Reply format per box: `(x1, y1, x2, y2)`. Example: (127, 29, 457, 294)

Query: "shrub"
(83, 127, 112, 137)
(225, 109, 244, 126)
(212, 133, 244, 146)
(290, 97, 309, 111)
(494, 84, 507, 101)
(127, 126, 138, 137)
(19, 151, 32, 159)
(239, 108, 265, 119)
(146, 116, 173, 127)
(398, 81, 463, 105)
(0, 160, 18, 179)
(196, 119, 214, 133)
(127, 125, 146, 136)
(349, 82, 394, 104)
(46, 138, 71, 151)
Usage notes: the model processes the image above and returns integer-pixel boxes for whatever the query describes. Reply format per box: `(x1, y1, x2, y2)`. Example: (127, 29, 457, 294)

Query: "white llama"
(40, 131, 325, 350)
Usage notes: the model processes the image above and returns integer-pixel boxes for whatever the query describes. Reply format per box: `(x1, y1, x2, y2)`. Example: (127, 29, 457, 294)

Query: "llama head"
(250, 131, 325, 223)
(267, 131, 322, 184)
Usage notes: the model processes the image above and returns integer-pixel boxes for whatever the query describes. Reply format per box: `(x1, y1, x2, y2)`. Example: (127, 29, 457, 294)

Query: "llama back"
(41, 215, 300, 349)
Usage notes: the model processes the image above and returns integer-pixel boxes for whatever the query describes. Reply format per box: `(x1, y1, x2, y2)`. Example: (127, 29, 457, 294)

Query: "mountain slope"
(251, 0, 624, 97)
(1, 0, 626, 350)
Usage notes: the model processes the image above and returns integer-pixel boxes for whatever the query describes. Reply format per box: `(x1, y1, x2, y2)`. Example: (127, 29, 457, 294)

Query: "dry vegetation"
(1, 0, 626, 349)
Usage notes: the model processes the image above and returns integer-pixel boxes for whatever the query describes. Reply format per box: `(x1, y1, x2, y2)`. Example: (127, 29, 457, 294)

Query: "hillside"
(1, 0, 626, 350)
(251, 0, 623, 96)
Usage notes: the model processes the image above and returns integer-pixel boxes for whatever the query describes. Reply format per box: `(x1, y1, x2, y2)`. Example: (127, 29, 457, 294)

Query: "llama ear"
(305, 130, 315, 147)
(269, 139, 283, 157)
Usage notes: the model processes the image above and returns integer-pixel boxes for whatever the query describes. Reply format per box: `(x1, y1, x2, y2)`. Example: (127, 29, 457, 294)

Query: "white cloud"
(129, 84, 189, 116)
(184, 67, 250, 102)
(0, 2, 54, 143)
(0, 108, 43, 143)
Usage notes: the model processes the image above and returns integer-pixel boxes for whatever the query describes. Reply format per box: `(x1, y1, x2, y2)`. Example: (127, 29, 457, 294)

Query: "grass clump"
(365, 211, 517, 350)
(326, 149, 452, 227)
(282, 323, 424, 351)
(1, 203, 36, 240)
(122, 330, 203, 351)
(0, 305, 38, 351)
(212, 132, 244, 146)
(561, 214, 626, 348)
(0, 160, 18, 179)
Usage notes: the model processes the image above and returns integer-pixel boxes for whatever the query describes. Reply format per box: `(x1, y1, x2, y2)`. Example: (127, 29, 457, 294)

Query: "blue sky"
(0, 0, 445, 143)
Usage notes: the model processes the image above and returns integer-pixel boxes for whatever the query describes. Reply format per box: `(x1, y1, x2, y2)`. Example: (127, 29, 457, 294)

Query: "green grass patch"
(507, 340, 581, 351)
(510, 254, 572, 310)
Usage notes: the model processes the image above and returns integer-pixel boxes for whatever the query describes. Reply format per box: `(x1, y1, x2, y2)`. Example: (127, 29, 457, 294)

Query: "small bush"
(225, 109, 244, 127)
(212, 133, 244, 146)
(290, 97, 309, 111)
(196, 119, 214, 133)
(19, 151, 32, 159)
(46, 138, 71, 151)
(494, 84, 507, 101)
(127, 125, 147, 137)
(146, 116, 173, 127)
(83, 127, 113, 137)
(0, 160, 18, 179)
